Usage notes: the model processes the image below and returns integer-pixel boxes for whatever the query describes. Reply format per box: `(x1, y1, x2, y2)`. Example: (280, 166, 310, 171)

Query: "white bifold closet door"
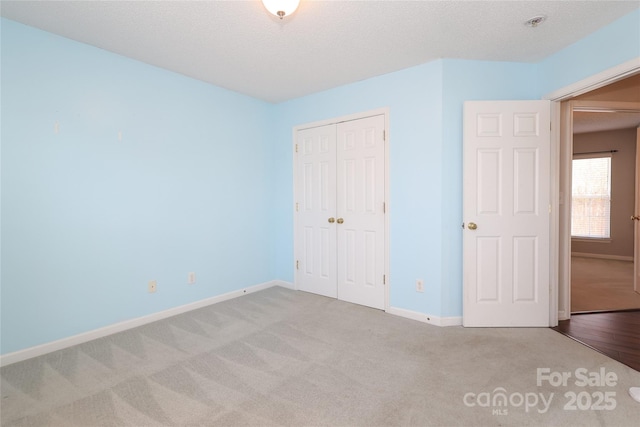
(296, 115, 385, 310)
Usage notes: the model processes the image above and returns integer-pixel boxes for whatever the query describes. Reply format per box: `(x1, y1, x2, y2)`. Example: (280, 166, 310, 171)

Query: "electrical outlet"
(416, 279, 424, 293)
(188, 272, 196, 284)
(148, 280, 157, 293)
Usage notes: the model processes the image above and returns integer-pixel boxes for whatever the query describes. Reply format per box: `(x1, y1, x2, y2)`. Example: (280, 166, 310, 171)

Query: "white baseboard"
(558, 310, 569, 321)
(276, 280, 295, 290)
(571, 252, 633, 262)
(0, 280, 290, 367)
(387, 306, 462, 327)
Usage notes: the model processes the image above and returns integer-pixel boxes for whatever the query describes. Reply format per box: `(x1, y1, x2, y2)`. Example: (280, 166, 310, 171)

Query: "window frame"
(570, 152, 612, 240)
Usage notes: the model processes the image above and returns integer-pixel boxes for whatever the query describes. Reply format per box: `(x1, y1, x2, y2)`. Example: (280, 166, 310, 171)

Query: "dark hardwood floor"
(552, 310, 640, 372)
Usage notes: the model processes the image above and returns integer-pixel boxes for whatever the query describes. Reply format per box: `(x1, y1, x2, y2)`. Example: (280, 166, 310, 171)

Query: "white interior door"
(336, 116, 386, 309)
(295, 114, 386, 310)
(296, 124, 337, 298)
(463, 100, 551, 327)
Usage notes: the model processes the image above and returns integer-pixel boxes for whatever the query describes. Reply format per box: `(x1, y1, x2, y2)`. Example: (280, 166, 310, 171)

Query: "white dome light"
(262, 0, 301, 19)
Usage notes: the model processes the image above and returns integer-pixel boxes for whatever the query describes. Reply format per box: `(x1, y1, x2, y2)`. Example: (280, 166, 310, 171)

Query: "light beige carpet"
(2, 286, 640, 426)
(571, 256, 640, 313)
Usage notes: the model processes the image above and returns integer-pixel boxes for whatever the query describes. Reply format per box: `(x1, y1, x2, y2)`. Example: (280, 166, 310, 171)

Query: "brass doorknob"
(337, 218, 344, 224)
(468, 222, 477, 230)
(632, 215, 640, 221)
(328, 217, 335, 223)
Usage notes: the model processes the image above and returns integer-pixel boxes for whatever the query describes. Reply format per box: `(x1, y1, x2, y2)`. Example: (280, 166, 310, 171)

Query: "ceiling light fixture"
(525, 15, 547, 28)
(262, 0, 300, 20)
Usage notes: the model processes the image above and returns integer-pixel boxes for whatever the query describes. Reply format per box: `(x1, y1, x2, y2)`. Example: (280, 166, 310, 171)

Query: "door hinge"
(383, 130, 386, 141)
(295, 143, 298, 153)
(296, 202, 299, 212)
(296, 260, 299, 270)
(383, 274, 386, 285)
(383, 202, 386, 213)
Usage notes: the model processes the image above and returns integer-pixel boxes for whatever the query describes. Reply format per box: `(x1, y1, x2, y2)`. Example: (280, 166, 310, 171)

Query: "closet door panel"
(336, 115, 385, 309)
(296, 125, 337, 298)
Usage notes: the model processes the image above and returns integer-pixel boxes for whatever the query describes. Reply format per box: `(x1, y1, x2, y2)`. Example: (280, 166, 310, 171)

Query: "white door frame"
(558, 100, 640, 320)
(636, 127, 640, 294)
(292, 107, 391, 311)
(545, 57, 640, 324)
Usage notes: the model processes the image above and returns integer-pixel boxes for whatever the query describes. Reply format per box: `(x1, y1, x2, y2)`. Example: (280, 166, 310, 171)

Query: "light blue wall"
(271, 60, 543, 318)
(271, 7, 639, 318)
(439, 60, 542, 316)
(272, 61, 445, 314)
(2, 7, 639, 355)
(1, 19, 274, 354)
(539, 8, 640, 96)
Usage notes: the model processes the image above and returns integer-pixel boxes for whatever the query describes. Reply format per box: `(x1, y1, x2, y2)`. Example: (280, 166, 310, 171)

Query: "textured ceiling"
(1, 1, 639, 103)
(573, 111, 640, 134)
(572, 74, 640, 134)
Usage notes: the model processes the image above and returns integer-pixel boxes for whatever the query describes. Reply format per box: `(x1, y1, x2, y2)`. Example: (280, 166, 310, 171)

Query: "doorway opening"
(552, 71, 640, 371)
(558, 74, 640, 316)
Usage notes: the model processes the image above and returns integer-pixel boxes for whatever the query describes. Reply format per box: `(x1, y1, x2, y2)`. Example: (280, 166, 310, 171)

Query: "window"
(571, 154, 611, 239)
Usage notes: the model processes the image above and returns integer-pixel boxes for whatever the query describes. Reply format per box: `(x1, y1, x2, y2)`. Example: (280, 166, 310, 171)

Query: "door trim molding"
(635, 127, 640, 294)
(545, 57, 640, 323)
(292, 107, 391, 311)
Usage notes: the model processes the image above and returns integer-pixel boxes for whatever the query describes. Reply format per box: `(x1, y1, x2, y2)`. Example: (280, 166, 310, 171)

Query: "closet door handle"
(632, 215, 640, 221)
(337, 218, 344, 224)
(328, 217, 335, 223)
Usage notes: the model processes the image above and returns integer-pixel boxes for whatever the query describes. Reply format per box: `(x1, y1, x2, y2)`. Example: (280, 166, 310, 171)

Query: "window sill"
(571, 237, 611, 243)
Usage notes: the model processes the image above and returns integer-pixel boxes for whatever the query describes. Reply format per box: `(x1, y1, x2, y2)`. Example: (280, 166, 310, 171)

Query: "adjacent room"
(550, 75, 640, 375)
(2, 1, 640, 425)
(569, 75, 640, 314)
